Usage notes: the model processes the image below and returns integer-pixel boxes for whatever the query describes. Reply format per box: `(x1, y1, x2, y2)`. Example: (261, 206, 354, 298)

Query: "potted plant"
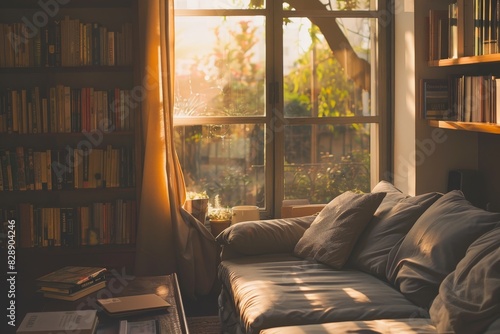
(207, 195, 232, 237)
(184, 191, 209, 225)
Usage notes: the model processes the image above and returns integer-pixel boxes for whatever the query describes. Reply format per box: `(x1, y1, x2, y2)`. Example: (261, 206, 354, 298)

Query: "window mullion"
(270, 1, 285, 217)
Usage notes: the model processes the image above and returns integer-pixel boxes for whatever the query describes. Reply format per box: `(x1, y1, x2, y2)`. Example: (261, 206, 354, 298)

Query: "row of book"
(0, 86, 135, 134)
(0, 17, 133, 68)
(451, 74, 500, 122)
(0, 146, 136, 191)
(428, 0, 500, 60)
(13, 200, 137, 248)
(422, 76, 500, 123)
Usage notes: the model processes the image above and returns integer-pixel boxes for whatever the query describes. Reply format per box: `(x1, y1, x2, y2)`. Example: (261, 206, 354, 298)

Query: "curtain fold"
(134, 0, 217, 300)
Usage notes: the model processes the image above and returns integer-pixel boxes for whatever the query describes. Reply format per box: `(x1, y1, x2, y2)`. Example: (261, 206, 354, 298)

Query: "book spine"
(15, 146, 27, 191)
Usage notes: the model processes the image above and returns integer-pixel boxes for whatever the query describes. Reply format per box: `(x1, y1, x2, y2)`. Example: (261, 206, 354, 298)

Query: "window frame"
(174, 1, 393, 218)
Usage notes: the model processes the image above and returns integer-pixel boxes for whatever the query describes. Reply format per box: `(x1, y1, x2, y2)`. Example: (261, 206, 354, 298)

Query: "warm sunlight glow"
(342, 287, 371, 303)
(292, 277, 330, 308)
(418, 239, 433, 256)
(155, 284, 170, 298)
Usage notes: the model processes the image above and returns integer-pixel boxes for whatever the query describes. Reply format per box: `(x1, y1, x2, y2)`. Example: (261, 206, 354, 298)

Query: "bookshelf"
(429, 120, 500, 134)
(428, 53, 500, 67)
(0, 0, 141, 276)
(425, 0, 500, 136)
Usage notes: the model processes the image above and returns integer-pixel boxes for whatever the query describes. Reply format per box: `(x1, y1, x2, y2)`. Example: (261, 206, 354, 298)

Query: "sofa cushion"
(259, 319, 437, 334)
(294, 191, 386, 269)
(350, 191, 442, 279)
(216, 216, 315, 260)
(386, 190, 500, 308)
(429, 227, 500, 334)
(219, 256, 429, 334)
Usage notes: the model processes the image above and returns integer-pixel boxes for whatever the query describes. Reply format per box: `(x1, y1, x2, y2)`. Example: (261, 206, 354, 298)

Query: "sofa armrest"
(216, 216, 315, 260)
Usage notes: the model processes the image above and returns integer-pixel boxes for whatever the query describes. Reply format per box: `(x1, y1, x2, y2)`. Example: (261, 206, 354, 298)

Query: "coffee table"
(16, 273, 189, 334)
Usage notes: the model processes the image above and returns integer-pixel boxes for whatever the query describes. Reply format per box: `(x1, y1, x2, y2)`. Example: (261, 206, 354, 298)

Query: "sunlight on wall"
(394, 0, 416, 195)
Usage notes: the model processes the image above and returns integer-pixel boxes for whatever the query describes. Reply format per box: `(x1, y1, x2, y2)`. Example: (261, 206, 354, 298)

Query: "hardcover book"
(16, 310, 98, 334)
(422, 79, 453, 120)
(36, 266, 107, 289)
(97, 294, 171, 317)
(40, 281, 106, 301)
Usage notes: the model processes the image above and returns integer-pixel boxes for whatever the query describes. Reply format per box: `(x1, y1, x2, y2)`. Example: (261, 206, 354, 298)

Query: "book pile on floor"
(17, 309, 98, 334)
(36, 266, 107, 301)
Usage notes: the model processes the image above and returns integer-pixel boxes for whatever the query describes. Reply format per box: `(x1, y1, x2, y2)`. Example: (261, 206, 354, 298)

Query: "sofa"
(215, 181, 500, 333)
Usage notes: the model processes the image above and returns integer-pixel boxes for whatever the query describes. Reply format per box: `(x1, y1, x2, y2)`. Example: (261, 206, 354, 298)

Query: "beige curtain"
(134, 0, 218, 300)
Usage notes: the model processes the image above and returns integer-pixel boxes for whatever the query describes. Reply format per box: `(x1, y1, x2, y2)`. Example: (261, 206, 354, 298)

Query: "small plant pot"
(209, 219, 231, 237)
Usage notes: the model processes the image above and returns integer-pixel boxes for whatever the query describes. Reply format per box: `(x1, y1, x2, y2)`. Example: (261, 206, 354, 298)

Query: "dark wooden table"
(13, 273, 189, 334)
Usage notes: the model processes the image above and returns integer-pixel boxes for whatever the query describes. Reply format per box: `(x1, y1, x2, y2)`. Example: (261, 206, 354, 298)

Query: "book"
(449, 2, 459, 58)
(97, 294, 171, 317)
(16, 310, 98, 334)
(36, 266, 107, 289)
(40, 280, 106, 301)
(39, 271, 106, 294)
(119, 319, 159, 334)
(429, 9, 449, 60)
(422, 79, 453, 119)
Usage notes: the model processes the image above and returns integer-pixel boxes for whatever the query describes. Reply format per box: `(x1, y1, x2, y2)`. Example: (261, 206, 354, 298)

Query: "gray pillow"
(294, 191, 386, 269)
(429, 227, 500, 334)
(350, 191, 442, 279)
(386, 190, 500, 308)
(216, 216, 315, 256)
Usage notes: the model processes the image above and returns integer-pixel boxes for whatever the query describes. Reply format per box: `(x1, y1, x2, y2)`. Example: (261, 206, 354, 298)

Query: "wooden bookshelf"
(428, 54, 500, 67)
(0, 0, 141, 272)
(429, 120, 500, 135)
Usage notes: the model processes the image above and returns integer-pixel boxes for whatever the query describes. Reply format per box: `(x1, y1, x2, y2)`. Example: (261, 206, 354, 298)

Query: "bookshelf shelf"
(429, 54, 500, 67)
(0, 0, 134, 9)
(0, 187, 136, 205)
(429, 120, 500, 135)
(0, 66, 134, 73)
(0, 133, 135, 149)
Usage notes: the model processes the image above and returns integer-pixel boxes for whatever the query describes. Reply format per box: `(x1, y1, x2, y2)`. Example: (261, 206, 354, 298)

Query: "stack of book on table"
(36, 266, 107, 301)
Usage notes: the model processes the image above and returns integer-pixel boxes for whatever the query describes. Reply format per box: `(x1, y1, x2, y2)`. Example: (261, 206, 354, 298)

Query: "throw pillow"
(350, 191, 442, 279)
(429, 227, 500, 334)
(369, 180, 412, 220)
(216, 216, 315, 256)
(386, 190, 500, 308)
(293, 191, 386, 269)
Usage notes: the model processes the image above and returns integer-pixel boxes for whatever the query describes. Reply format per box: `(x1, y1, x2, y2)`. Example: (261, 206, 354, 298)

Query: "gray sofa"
(216, 181, 500, 333)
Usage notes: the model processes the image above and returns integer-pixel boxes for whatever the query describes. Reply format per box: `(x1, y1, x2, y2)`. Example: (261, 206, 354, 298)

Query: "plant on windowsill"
(207, 195, 232, 237)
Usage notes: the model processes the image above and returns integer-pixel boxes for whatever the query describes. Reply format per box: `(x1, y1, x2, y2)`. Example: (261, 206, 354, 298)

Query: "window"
(174, 0, 391, 217)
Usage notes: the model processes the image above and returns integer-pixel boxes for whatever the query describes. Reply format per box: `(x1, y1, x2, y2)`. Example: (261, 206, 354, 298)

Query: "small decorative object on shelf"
(184, 191, 209, 224)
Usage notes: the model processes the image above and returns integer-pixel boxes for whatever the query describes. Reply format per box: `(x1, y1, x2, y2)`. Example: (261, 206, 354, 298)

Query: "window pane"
(284, 123, 371, 203)
(175, 16, 266, 117)
(175, 124, 266, 208)
(283, 0, 375, 11)
(175, 0, 266, 10)
(283, 17, 375, 117)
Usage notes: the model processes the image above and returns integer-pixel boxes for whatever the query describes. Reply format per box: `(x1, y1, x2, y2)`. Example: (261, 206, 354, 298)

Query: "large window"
(174, 0, 391, 217)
